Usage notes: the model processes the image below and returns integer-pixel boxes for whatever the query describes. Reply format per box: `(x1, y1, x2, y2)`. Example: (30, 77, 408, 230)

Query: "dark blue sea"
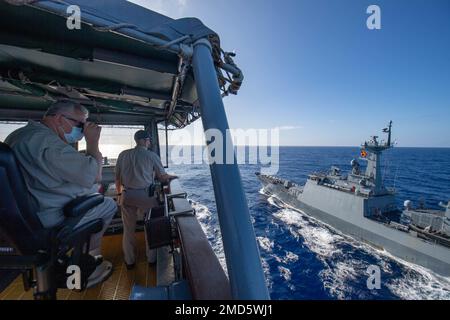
(164, 146, 450, 300)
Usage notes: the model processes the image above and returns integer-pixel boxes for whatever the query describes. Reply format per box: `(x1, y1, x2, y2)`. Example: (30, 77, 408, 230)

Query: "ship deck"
(0, 232, 155, 300)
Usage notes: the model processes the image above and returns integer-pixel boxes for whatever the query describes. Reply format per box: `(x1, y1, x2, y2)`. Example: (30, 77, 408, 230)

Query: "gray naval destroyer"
(257, 122, 450, 277)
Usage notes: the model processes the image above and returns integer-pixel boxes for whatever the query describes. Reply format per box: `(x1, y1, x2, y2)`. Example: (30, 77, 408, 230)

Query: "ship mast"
(386, 120, 392, 147)
(362, 121, 393, 195)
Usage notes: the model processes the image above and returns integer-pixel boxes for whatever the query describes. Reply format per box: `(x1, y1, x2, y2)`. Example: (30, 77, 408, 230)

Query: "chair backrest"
(0, 142, 44, 255)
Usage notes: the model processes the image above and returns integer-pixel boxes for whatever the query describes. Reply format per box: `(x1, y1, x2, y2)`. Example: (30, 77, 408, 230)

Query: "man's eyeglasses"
(61, 115, 85, 130)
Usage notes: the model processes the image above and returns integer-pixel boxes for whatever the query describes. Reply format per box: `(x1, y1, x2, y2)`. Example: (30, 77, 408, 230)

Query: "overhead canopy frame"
(0, 0, 242, 128)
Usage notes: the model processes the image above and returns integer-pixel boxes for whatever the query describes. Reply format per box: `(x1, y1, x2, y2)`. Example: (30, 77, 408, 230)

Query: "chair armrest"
(63, 193, 104, 218)
(58, 219, 103, 247)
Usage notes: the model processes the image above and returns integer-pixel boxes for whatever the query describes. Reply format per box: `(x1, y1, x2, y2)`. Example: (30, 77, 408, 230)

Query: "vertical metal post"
(192, 39, 269, 300)
(146, 121, 160, 156)
(165, 120, 169, 168)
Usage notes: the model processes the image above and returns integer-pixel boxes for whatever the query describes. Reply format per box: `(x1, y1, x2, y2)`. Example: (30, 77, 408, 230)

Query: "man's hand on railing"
(160, 174, 178, 184)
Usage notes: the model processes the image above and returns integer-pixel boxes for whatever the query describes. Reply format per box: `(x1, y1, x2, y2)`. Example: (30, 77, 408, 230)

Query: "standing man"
(5, 100, 116, 287)
(115, 130, 176, 269)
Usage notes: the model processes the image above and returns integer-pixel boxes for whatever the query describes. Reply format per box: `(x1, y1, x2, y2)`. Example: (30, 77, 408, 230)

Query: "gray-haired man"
(5, 100, 116, 287)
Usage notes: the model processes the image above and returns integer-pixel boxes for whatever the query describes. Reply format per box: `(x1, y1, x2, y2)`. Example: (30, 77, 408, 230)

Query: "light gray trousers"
(121, 189, 158, 264)
(74, 197, 117, 256)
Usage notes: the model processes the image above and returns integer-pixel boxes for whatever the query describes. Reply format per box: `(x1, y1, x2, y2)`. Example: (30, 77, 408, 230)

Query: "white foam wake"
(257, 236, 274, 252)
(189, 199, 227, 273)
(273, 208, 343, 258)
(380, 250, 450, 300)
(191, 197, 276, 289)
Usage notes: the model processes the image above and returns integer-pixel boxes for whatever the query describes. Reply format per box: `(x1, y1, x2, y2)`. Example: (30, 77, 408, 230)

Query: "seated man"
(5, 100, 116, 287)
(115, 130, 177, 269)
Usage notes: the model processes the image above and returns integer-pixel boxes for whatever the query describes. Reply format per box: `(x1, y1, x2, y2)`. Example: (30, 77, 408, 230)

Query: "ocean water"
(164, 146, 450, 300)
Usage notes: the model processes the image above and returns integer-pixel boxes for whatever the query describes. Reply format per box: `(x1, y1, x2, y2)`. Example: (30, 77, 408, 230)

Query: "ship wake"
(189, 199, 227, 273)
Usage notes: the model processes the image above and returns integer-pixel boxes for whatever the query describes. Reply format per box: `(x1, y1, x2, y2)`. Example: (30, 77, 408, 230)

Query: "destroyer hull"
(260, 178, 450, 277)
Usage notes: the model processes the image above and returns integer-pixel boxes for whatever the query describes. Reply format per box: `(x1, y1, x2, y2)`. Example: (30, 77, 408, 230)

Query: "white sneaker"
(86, 260, 113, 288)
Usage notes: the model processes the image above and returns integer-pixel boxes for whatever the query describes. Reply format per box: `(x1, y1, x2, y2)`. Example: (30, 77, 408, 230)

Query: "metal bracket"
(193, 38, 212, 52)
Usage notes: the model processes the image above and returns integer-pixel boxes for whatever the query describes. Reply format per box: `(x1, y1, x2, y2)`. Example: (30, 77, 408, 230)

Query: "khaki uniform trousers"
(121, 188, 158, 264)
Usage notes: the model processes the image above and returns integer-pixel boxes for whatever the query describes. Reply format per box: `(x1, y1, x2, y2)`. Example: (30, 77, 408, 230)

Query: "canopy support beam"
(192, 38, 269, 300)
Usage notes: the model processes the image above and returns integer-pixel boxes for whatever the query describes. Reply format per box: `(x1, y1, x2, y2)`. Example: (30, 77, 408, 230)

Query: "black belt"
(124, 184, 155, 197)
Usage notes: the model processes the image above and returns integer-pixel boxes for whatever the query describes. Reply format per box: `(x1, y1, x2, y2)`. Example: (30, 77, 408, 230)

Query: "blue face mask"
(64, 126, 84, 144)
(61, 118, 84, 143)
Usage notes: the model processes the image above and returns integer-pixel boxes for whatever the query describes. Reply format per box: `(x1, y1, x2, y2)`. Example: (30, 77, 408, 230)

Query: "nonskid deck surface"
(0, 232, 155, 300)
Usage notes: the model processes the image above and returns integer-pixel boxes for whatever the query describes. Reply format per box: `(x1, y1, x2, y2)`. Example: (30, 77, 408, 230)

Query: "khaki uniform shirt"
(5, 120, 99, 227)
(115, 146, 166, 190)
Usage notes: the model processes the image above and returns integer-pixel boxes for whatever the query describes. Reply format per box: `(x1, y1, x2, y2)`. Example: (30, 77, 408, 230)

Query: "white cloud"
(127, 0, 188, 18)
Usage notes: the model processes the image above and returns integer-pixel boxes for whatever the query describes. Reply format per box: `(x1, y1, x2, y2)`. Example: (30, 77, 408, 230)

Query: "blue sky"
(131, 0, 450, 147)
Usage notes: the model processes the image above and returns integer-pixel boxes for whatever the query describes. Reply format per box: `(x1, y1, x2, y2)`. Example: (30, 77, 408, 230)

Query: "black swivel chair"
(0, 142, 106, 299)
